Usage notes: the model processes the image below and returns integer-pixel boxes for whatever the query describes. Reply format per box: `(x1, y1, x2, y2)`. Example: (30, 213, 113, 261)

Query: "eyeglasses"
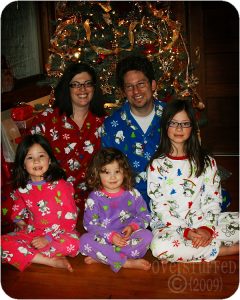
(168, 121, 192, 128)
(69, 81, 94, 89)
(124, 81, 148, 92)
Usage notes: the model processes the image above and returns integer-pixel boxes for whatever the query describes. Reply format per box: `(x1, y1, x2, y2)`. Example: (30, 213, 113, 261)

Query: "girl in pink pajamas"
(1, 134, 80, 271)
(79, 147, 153, 272)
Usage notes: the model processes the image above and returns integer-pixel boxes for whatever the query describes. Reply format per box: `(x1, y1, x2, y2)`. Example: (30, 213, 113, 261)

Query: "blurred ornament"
(48, 88, 55, 107)
(179, 89, 191, 97)
(142, 43, 157, 55)
(103, 13, 112, 25)
(98, 2, 112, 13)
(135, 30, 152, 45)
(101, 83, 112, 94)
(147, 2, 165, 19)
(97, 53, 106, 64)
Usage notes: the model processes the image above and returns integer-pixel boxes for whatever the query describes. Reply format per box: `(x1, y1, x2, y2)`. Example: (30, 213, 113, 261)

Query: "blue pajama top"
(101, 99, 166, 209)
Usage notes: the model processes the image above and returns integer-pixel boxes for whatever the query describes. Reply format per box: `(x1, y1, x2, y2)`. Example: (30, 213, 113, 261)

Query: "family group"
(1, 55, 239, 273)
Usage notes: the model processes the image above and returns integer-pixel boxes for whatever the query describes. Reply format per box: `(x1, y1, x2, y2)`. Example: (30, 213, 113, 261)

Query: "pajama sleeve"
(187, 157, 222, 230)
(11, 190, 29, 223)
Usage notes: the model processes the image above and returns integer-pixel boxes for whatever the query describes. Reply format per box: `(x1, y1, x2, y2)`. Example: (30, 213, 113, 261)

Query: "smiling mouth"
(33, 167, 43, 171)
(77, 94, 88, 98)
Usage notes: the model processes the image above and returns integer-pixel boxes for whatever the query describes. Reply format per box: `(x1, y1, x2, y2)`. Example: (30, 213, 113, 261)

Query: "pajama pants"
(79, 228, 153, 272)
(1, 230, 80, 271)
(150, 212, 239, 262)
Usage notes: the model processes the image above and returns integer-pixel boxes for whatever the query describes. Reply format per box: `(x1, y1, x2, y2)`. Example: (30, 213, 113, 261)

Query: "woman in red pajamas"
(30, 62, 106, 209)
(1, 134, 80, 271)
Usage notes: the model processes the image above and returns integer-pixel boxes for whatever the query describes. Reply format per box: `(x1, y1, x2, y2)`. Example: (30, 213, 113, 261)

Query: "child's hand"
(16, 220, 27, 230)
(122, 225, 133, 238)
(192, 228, 213, 248)
(187, 229, 202, 243)
(112, 233, 128, 247)
(188, 228, 212, 248)
(31, 236, 49, 249)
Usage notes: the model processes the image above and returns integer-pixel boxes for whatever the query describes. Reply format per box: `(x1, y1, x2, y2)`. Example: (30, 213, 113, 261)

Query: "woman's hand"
(31, 236, 49, 249)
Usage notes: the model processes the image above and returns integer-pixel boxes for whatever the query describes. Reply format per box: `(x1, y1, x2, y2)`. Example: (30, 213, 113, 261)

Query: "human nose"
(33, 156, 44, 163)
(108, 171, 117, 179)
(132, 84, 140, 93)
(33, 157, 41, 163)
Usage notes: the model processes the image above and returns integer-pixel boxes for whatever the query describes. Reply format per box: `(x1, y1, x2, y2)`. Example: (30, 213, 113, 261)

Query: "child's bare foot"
(51, 257, 73, 272)
(218, 243, 239, 256)
(32, 254, 73, 272)
(84, 256, 99, 264)
(123, 258, 151, 271)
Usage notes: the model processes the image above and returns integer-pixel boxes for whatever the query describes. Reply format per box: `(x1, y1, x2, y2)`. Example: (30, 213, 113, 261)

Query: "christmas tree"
(45, 1, 204, 110)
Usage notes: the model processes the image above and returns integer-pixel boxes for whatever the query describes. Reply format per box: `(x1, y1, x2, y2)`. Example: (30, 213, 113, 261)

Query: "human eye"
(168, 121, 177, 127)
(182, 122, 192, 128)
(137, 81, 146, 88)
(26, 156, 33, 160)
(69, 82, 80, 88)
(124, 84, 133, 91)
(100, 169, 108, 174)
(85, 81, 94, 88)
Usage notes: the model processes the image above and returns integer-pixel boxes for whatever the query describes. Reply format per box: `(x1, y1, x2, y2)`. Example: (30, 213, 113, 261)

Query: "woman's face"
(69, 72, 95, 109)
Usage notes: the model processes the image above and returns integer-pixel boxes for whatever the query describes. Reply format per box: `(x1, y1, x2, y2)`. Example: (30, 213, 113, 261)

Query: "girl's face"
(99, 160, 124, 193)
(167, 110, 192, 153)
(69, 72, 95, 109)
(24, 143, 51, 182)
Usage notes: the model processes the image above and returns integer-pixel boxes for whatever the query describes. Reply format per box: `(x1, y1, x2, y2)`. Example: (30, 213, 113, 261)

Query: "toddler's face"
(100, 160, 124, 193)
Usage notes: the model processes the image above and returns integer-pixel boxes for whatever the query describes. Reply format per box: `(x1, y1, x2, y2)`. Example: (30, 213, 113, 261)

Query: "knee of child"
(150, 238, 160, 258)
(146, 229, 154, 244)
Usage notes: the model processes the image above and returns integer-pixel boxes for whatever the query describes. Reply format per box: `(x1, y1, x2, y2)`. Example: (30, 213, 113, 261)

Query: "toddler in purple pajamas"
(79, 147, 153, 272)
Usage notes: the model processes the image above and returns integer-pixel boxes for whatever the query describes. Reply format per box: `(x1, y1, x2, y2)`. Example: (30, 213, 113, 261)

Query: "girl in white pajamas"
(147, 99, 239, 263)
